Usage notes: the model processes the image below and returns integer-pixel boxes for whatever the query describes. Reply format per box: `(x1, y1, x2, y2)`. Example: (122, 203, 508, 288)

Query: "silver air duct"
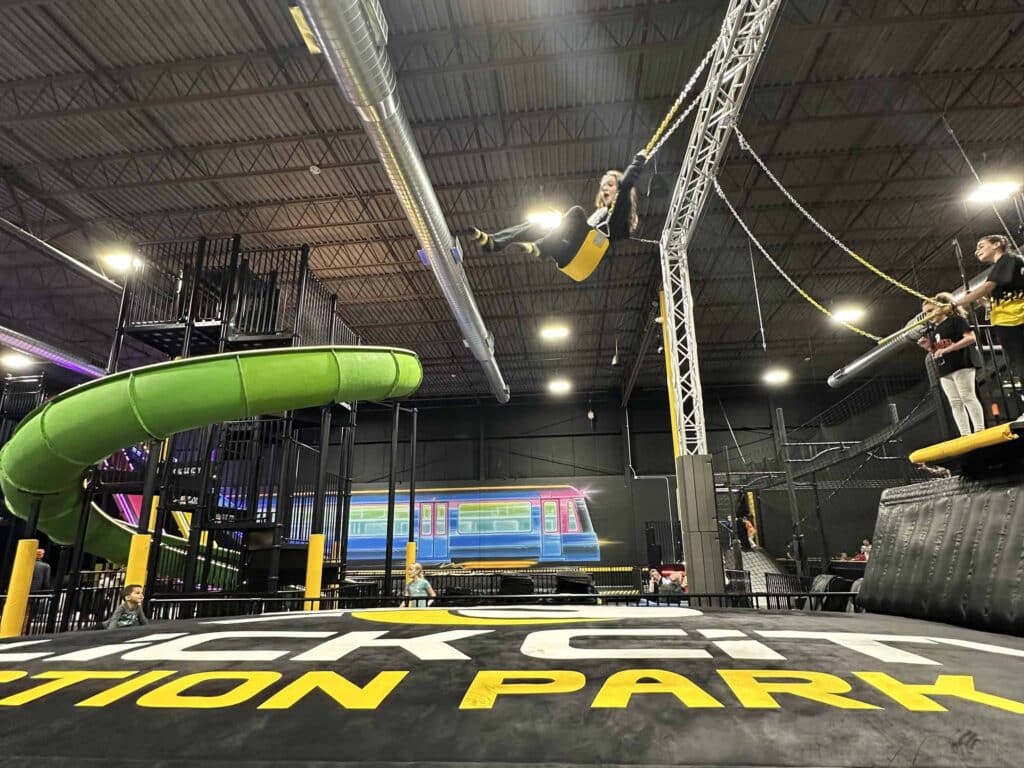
(828, 268, 992, 388)
(298, 0, 510, 403)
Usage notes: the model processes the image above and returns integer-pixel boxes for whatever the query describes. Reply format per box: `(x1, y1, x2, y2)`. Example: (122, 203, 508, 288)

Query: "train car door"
(433, 503, 449, 561)
(418, 503, 433, 561)
(540, 493, 561, 559)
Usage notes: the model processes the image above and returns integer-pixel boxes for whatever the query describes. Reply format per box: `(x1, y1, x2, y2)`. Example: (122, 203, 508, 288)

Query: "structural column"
(305, 405, 332, 610)
(0, 499, 40, 638)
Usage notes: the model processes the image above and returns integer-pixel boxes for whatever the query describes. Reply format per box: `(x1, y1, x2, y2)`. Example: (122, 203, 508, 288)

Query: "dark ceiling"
(1, 0, 1022, 400)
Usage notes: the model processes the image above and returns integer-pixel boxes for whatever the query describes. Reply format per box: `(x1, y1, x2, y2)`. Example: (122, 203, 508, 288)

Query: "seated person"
(469, 152, 646, 275)
(648, 567, 671, 593)
(660, 572, 686, 597)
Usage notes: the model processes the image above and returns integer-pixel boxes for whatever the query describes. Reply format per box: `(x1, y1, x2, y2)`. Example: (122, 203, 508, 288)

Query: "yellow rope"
(713, 178, 882, 342)
(734, 127, 933, 304)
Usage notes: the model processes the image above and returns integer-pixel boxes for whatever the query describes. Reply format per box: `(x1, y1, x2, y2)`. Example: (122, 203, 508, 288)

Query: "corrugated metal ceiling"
(0, 0, 1022, 399)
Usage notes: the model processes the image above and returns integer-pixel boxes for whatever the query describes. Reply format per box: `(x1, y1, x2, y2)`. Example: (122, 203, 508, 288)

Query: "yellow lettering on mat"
(719, 670, 879, 710)
(259, 671, 408, 710)
(0, 671, 135, 706)
(460, 670, 586, 709)
(856, 673, 1024, 714)
(137, 671, 281, 709)
(592, 669, 724, 708)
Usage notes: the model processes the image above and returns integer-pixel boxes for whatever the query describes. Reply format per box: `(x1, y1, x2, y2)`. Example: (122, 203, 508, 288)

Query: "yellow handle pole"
(125, 533, 152, 586)
(304, 533, 325, 611)
(659, 291, 682, 459)
(405, 540, 417, 582)
(0, 539, 39, 638)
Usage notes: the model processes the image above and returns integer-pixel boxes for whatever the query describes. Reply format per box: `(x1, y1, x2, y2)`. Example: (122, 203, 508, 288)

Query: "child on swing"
(469, 151, 647, 273)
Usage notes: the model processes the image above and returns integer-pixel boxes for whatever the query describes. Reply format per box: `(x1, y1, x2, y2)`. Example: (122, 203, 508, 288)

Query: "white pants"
(939, 367, 985, 436)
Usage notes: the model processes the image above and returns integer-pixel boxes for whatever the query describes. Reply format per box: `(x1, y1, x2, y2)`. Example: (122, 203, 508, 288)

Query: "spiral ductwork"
(298, 0, 510, 402)
(828, 268, 993, 388)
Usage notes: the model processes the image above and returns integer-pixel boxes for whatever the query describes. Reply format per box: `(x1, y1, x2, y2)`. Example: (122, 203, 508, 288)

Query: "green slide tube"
(0, 346, 422, 566)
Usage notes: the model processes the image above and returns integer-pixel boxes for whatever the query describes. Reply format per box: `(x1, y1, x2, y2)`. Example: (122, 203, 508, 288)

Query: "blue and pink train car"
(302, 484, 601, 564)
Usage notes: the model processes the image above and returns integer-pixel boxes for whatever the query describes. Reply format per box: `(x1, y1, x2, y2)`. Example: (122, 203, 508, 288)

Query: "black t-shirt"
(988, 253, 1024, 327)
(930, 315, 972, 375)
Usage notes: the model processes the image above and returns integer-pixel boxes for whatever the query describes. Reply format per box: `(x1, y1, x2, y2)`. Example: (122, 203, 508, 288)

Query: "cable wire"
(733, 126, 933, 304)
(712, 176, 882, 342)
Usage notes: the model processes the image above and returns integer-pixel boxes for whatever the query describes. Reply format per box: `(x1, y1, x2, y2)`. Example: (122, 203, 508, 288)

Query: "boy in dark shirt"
(105, 584, 150, 629)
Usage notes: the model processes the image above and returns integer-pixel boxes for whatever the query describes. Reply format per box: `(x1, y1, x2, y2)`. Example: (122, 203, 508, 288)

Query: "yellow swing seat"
(558, 228, 610, 282)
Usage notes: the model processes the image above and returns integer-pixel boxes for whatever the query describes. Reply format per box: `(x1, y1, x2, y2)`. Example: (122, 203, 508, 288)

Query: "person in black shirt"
(918, 293, 984, 436)
(468, 151, 646, 273)
(954, 235, 1024, 399)
(30, 548, 51, 592)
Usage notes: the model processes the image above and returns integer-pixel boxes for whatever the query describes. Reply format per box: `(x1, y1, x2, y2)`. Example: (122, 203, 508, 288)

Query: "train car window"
(567, 509, 580, 532)
(436, 503, 447, 534)
(421, 503, 432, 536)
(543, 501, 558, 532)
(349, 505, 409, 537)
(457, 501, 531, 534)
(350, 505, 387, 536)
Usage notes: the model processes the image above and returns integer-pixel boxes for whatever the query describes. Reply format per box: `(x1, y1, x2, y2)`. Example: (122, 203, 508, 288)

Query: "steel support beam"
(660, 0, 784, 593)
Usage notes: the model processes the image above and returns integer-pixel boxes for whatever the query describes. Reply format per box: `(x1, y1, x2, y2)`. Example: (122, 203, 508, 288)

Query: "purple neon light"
(0, 324, 105, 379)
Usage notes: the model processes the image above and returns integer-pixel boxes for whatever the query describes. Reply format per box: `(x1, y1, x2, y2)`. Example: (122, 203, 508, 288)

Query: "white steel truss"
(660, 0, 784, 456)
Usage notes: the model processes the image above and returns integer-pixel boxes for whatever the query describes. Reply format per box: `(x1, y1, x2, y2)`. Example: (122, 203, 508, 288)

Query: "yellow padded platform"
(909, 422, 1018, 465)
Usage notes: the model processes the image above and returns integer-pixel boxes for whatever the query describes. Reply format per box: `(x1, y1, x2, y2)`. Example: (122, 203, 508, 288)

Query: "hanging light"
(762, 367, 791, 386)
(966, 181, 1021, 204)
(1, 352, 36, 370)
(548, 378, 572, 395)
(539, 323, 570, 342)
(831, 305, 865, 324)
(526, 209, 563, 232)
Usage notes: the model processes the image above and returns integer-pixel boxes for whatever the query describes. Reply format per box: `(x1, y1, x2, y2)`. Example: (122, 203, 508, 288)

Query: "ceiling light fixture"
(103, 250, 141, 272)
(762, 367, 791, 386)
(611, 337, 620, 367)
(548, 378, 572, 395)
(539, 324, 570, 342)
(526, 209, 563, 232)
(831, 305, 865, 324)
(1, 352, 36, 370)
(966, 181, 1021, 204)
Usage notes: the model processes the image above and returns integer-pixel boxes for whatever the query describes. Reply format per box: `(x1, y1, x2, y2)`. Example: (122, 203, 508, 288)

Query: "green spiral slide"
(0, 346, 422, 567)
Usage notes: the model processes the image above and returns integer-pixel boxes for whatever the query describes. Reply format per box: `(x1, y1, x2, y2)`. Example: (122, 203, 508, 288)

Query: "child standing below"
(105, 584, 150, 629)
(405, 563, 436, 607)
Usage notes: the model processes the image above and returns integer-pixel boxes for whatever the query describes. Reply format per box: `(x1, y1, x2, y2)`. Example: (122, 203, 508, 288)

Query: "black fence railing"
(341, 566, 643, 598)
(1, 582, 863, 638)
(140, 589, 862, 620)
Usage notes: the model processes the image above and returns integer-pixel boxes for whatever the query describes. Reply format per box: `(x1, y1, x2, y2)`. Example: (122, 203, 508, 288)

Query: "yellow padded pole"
(125, 533, 152, 587)
(405, 540, 417, 582)
(0, 539, 39, 638)
(659, 291, 681, 459)
(909, 423, 1017, 465)
(304, 533, 325, 611)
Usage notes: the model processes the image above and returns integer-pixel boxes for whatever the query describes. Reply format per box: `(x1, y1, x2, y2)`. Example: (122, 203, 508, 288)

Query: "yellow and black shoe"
(508, 241, 542, 258)
(469, 227, 494, 251)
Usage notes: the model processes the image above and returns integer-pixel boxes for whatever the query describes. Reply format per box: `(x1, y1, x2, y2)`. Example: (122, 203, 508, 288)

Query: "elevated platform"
(909, 420, 1023, 475)
(0, 606, 1021, 766)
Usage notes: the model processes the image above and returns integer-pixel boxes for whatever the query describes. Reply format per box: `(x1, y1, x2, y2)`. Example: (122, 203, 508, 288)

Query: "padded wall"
(859, 475, 1024, 634)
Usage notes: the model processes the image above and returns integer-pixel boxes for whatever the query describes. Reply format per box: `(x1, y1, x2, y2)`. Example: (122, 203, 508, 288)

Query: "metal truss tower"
(659, 0, 784, 593)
